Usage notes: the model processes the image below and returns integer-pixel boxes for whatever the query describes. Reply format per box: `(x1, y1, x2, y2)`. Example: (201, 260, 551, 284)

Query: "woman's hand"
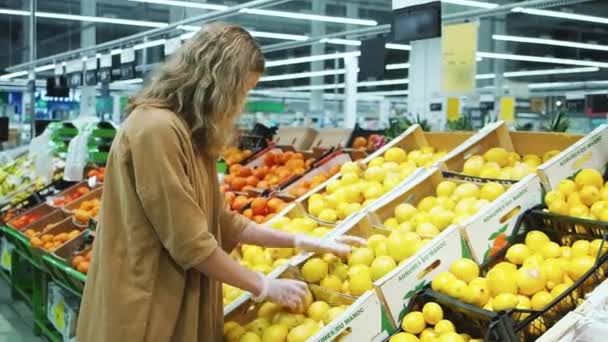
(252, 273, 308, 310)
(294, 235, 367, 257)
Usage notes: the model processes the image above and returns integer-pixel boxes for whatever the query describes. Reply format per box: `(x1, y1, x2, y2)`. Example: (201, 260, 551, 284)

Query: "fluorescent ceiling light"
(35, 64, 56, 72)
(134, 39, 167, 50)
(358, 79, 409, 87)
(111, 49, 123, 55)
(0, 71, 28, 80)
(249, 31, 308, 41)
(265, 52, 360, 68)
(0, 8, 167, 28)
(179, 25, 308, 41)
(512, 7, 608, 25)
(360, 90, 409, 96)
(260, 69, 346, 82)
(128, 0, 227, 11)
(478, 51, 608, 68)
(386, 63, 410, 70)
(385, 43, 411, 51)
(505, 67, 599, 77)
(528, 80, 608, 89)
(265, 78, 410, 92)
(36, 12, 167, 27)
(239, 8, 378, 26)
(320, 38, 362, 46)
(111, 78, 144, 85)
(493, 34, 608, 52)
(476, 73, 496, 80)
(441, 0, 498, 9)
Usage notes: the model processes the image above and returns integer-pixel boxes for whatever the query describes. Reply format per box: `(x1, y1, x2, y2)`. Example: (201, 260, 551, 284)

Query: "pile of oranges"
(74, 198, 101, 224)
(30, 228, 81, 251)
(222, 151, 314, 192)
(87, 167, 105, 182)
(288, 164, 341, 198)
(51, 186, 91, 206)
(223, 147, 254, 166)
(225, 193, 287, 223)
(11, 212, 43, 229)
(72, 249, 92, 274)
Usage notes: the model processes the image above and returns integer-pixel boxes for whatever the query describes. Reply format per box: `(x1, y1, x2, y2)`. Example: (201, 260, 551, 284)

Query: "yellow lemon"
(525, 230, 550, 252)
(453, 183, 480, 200)
(558, 179, 577, 195)
(480, 182, 505, 201)
(487, 268, 518, 296)
(418, 196, 438, 212)
(571, 240, 591, 257)
(432, 272, 457, 293)
(437, 181, 458, 197)
(574, 169, 603, 190)
(484, 147, 510, 167)
(567, 255, 595, 280)
(389, 333, 420, 342)
(450, 258, 480, 283)
(307, 301, 331, 322)
(579, 185, 600, 207)
(394, 203, 418, 222)
(505, 243, 531, 265)
(422, 302, 444, 325)
(479, 163, 501, 179)
(492, 293, 519, 311)
(516, 266, 547, 296)
(401, 311, 426, 334)
(548, 199, 569, 215)
(544, 190, 565, 206)
(301, 258, 329, 283)
(463, 158, 484, 176)
(569, 204, 590, 219)
(531, 291, 553, 310)
(434, 320, 455, 335)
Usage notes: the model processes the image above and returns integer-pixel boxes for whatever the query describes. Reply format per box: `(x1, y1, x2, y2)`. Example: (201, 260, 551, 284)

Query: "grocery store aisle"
(0, 280, 44, 342)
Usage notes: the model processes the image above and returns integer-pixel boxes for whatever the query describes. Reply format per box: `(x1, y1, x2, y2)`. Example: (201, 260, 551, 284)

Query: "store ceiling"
(0, 0, 607, 95)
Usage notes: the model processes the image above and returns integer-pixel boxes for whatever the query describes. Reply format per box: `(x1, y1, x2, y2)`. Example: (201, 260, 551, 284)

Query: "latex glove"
(251, 273, 308, 310)
(294, 235, 367, 257)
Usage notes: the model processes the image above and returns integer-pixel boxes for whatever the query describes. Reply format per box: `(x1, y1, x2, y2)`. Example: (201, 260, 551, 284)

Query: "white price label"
(100, 54, 112, 68)
(121, 48, 135, 63)
(66, 60, 83, 73)
(85, 57, 97, 71)
(54, 64, 63, 76)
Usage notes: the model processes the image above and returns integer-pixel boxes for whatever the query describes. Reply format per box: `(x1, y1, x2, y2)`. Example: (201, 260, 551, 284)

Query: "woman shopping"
(76, 23, 363, 342)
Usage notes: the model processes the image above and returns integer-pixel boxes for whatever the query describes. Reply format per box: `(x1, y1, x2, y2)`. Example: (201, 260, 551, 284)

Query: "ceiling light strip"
(260, 69, 346, 82)
(128, 0, 228, 11)
(265, 52, 360, 68)
(493, 34, 608, 52)
(239, 8, 378, 26)
(477, 51, 608, 68)
(441, 0, 498, 9)
(512, 7, 608, 25)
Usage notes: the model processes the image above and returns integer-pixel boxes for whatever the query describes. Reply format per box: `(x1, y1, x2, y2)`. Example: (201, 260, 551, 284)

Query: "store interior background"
(0, 0, 606, 146)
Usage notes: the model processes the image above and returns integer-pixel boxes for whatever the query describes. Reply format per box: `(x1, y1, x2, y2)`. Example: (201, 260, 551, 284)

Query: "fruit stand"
(1, 121, 607, 342)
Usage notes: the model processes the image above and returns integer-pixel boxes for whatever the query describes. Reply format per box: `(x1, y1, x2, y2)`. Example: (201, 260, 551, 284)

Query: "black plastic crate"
(399, 288, 518, 341)
(345, 123, 386, 148)
(423, 207, 608, 342)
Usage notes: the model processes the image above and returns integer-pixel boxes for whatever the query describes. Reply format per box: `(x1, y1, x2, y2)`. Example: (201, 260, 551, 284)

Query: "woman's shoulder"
(124, 106, 190, 139)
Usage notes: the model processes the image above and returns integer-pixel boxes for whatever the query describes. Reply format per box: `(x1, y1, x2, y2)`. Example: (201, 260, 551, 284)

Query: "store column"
(408, 38, 443, 129)
(309, 0, 326, 116)
(80, 0, 96, 117)
(343, 55, 358, 128)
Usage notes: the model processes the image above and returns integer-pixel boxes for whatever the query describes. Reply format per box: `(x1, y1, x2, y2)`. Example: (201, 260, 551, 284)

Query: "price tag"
(99, 54, 112, 68)
(52, 298, 66, 331)
(120, 48, 135, 64)
(54, 64, 63, 76)
(164, 37, 181, 56)
(87, 176, 98, 188)
(1, 247, 11, 271)
(85, 57, 97, 71)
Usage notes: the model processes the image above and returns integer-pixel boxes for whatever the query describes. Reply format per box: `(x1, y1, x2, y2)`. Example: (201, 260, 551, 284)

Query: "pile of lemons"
(298, 180, 508, 299)
(461, 147, 559, 180)
(545, 168, 608, 220)
(391, 302, 482, 342)
(223, 216, 332, 306)
(224, 291, 348, 342)
(432, 230, 605, 315)
(307, 146, 446, 223)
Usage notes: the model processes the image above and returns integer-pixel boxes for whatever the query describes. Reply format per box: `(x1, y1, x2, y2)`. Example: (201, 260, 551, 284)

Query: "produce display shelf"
(41, 254, 86, 297)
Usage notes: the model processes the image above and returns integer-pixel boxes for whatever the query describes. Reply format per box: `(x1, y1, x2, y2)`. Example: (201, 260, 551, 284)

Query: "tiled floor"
(0, 280, 44, 342)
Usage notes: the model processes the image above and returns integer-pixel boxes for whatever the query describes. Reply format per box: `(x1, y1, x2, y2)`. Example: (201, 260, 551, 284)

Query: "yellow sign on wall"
(500, 97, 516, 122)
(447, 98, 460, 121)
(442, 22, 478, 95)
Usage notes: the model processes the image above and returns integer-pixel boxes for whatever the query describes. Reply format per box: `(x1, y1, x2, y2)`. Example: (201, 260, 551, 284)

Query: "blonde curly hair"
(127, 23, 265, 152)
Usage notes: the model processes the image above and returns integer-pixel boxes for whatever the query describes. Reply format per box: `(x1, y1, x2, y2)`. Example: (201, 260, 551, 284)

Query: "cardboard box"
(310, 128, 353, 149)
(537, 124, 608, 191)
(274, 127, 319, 151)
(461, 174, 542, 263)
(424, 131, 474, 152)
(47, 281, 79, 342)
(224, 265, 395, 342)
(440, 121, 582, 184)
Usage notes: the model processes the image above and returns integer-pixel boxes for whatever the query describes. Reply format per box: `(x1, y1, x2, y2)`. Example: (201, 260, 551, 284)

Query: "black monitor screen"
(392, 1, 441, 43)
(587, 94, 608, 114)
(359, 37, 387, 80)
(0, 117, 8, 142)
